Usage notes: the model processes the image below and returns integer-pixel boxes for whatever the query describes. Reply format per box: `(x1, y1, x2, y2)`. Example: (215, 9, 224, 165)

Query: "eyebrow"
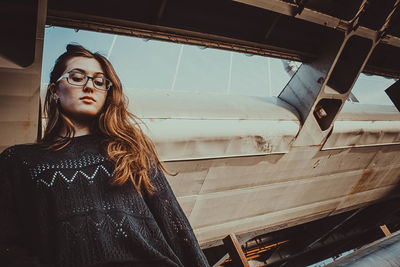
(69, 68, 105, 76)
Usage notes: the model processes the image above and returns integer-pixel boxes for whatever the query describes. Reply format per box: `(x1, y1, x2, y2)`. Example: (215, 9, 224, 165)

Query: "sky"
(42, 26, 396, 106)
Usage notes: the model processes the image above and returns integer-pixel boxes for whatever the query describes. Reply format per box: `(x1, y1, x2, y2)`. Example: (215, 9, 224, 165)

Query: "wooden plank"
(380, 224, 392, 237)
(222, 233, 249, 267)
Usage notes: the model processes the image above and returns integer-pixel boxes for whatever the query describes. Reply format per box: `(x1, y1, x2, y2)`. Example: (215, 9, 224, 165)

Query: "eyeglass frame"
(56, 69, 113, 91)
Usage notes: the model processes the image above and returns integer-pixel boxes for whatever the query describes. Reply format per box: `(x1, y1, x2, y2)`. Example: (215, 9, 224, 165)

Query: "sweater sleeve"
(0, 147, 51, 267)
(145, 167, 210, 267)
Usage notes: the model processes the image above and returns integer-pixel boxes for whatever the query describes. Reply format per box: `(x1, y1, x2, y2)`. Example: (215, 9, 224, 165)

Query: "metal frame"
(235, 0, 400, 47)
(46, 10, 309, 62)
(277, 0, 400, 147)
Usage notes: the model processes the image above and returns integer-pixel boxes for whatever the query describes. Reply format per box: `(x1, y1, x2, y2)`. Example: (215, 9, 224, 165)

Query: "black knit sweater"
(0, 134, 210, 267)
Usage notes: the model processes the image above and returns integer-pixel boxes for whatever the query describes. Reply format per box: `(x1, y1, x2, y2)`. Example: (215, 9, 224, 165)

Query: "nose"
(83, 77, 95, 92)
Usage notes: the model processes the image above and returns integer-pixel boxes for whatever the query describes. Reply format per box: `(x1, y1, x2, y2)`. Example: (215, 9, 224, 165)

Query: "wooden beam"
(380, 225, 392, 237)
(223, 233, 249, 267)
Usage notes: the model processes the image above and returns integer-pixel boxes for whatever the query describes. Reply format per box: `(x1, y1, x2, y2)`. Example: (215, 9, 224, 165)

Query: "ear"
(49, 83, 58, 99)
(47, 83, 60, 103)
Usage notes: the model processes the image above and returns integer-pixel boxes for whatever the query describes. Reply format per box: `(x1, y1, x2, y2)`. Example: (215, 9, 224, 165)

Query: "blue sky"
(42, 26, 396, 105)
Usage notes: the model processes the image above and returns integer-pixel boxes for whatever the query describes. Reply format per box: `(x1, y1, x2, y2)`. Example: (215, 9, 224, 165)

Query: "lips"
(80, 96, 96, 102)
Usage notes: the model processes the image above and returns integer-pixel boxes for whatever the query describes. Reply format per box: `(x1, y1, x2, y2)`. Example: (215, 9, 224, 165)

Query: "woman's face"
(54, 56, 108, 122)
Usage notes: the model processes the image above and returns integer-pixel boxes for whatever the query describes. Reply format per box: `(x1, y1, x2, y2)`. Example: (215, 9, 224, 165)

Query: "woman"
(0, 44, 210, 267)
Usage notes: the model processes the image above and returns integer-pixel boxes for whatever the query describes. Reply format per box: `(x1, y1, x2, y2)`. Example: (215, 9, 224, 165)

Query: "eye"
(94, 77, 105, 86)
(69, 72, 85, 82)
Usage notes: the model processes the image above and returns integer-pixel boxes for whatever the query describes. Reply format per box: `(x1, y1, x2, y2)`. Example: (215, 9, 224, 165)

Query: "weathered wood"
(223, 233, 249, 267)
(380, 224, 391, 237)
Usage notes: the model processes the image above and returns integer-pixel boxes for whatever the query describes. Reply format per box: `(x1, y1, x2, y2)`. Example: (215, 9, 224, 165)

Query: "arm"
(145, 167, 210, 267)
(0, 147, 50, 267)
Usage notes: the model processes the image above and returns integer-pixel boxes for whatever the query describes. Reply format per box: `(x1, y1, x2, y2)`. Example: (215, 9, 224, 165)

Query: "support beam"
(307, 208, 365, 249)
(223, 233, 250, 267)
(234, 0, 400, 48)
(380, 225, 392, 237)
(47, 9, 310, 62)
(279, 30, 377, 147)
(277, 0, 400, 148)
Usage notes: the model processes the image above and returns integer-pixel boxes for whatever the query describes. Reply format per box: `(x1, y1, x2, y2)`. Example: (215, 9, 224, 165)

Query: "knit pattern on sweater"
(0, 135, 209, 267)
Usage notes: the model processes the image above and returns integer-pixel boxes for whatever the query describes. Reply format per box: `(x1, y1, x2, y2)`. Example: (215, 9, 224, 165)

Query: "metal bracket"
(292, 0, 308, 16)
(279, 28, 377, 147)
(347, 0, 369, 34)
(377, 0, 400, 41)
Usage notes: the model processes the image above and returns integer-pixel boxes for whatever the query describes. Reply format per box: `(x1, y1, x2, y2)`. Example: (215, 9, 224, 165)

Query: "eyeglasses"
(56, 70, 113, 91)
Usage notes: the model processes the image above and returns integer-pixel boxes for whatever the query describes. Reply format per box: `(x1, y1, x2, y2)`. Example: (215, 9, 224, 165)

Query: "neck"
(59, 119, 93, 137)
(74, 126, 91, 137)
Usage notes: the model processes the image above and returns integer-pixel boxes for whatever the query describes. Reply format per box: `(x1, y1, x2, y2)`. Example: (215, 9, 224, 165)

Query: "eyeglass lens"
(68, 71, 110, 90)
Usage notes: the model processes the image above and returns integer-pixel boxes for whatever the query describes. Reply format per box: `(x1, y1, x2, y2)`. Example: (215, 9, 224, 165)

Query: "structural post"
(380, 225, 392, 237)
(223, 233, 250, 267)
(278, 30, 377, 147)
(276, 0, 400, 148)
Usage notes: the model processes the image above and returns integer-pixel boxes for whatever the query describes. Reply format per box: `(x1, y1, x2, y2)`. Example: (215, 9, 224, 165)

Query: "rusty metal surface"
(323, 120, 400, 149)
(128, 91, 300, 160)
(324, 103, 400, 149)
(125, 90, 400, 248)
(129, 91, 300, 160)
(144, 119, 298, 160)
(182, 145, 400, 248)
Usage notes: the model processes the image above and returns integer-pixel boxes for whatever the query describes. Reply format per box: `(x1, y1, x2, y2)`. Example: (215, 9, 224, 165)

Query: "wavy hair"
(41, 44, 166, 195)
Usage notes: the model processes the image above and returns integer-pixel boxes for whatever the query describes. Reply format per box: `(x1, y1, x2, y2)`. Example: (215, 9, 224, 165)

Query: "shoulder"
(147, 164, 178, 198)
(149, 164, 166, 184)
(0, 143, 43, 164)
(0, 143, 48, 188)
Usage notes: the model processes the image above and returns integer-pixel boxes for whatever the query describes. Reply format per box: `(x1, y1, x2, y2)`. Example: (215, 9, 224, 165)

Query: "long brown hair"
(41, 44, 165, 195)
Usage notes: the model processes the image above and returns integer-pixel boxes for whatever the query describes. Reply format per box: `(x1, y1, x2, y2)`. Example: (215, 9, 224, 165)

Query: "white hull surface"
(128, 90, 400, 248)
